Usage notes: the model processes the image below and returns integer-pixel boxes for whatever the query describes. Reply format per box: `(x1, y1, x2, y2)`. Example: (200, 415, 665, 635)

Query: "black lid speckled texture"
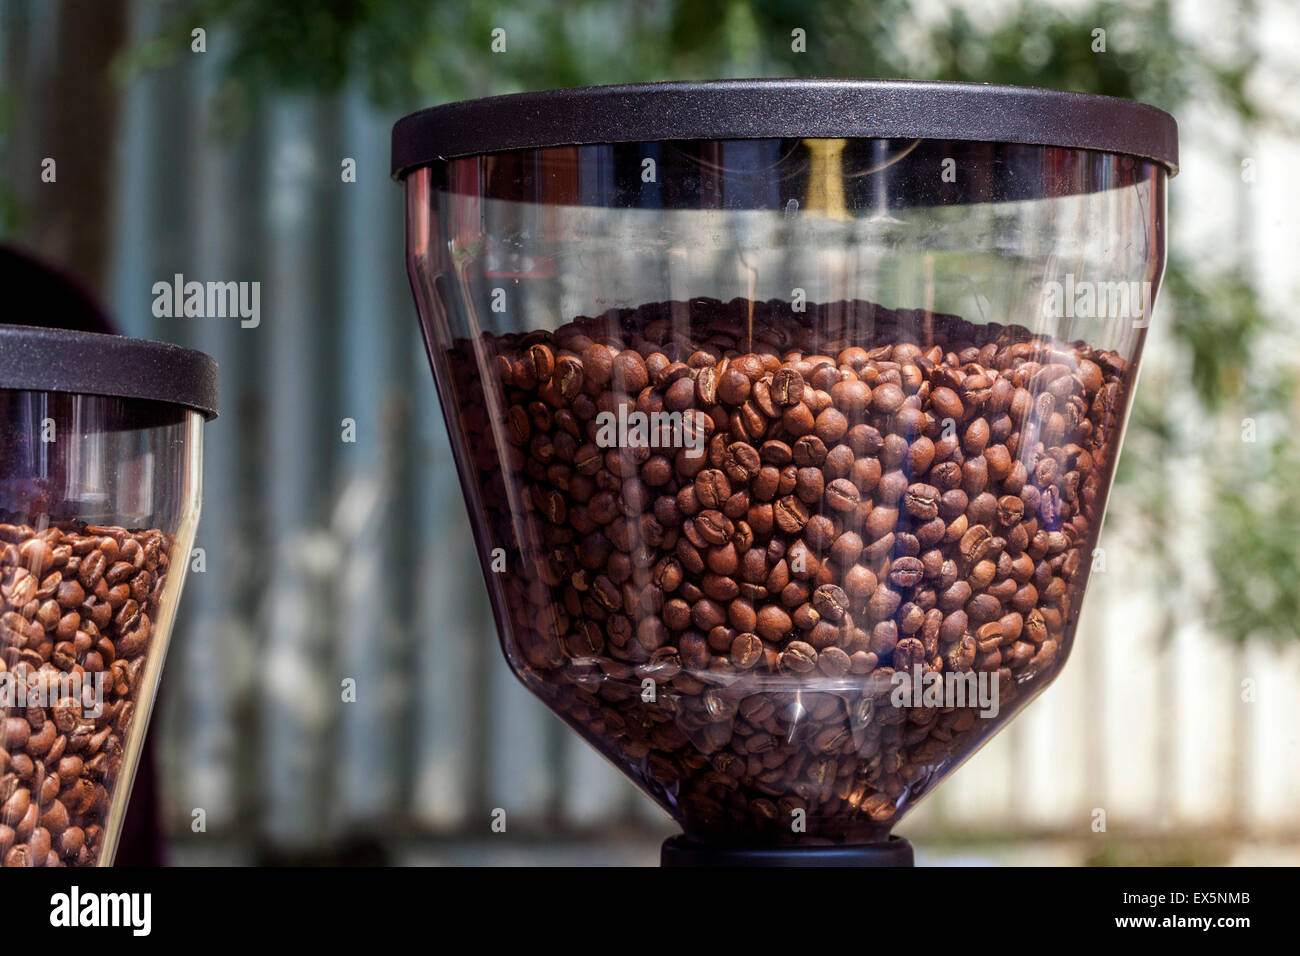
(0, 325, 218, 420)
(391, 79, 1179, 178)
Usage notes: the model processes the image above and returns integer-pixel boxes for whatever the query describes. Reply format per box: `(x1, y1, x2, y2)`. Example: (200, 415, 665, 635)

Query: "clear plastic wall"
(404, 137, 1166, 845)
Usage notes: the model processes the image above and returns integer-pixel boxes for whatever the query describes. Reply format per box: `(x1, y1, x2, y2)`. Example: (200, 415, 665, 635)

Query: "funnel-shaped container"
(0, 326, 216, 866)
(394, 81, 1176, 859)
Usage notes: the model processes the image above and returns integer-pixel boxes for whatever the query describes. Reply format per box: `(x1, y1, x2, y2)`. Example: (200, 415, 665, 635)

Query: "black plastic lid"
(391, 79, 1179, 178)
(0, 325, 218, 420)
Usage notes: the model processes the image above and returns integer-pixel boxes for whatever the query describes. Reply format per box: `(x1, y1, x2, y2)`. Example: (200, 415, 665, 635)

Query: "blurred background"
(1, 0, 1298, 865)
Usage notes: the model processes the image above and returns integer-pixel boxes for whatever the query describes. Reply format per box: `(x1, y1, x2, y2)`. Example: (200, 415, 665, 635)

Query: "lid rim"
(0, 325, 219, 421)
(391, 78, 1179, 178)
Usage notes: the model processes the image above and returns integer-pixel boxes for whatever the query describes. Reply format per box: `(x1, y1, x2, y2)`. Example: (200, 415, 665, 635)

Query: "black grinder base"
(661, 834, 914, 867)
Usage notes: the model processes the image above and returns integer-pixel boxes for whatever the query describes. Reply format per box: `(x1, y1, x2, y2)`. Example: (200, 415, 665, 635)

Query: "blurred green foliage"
(130, 0, 1296, 644)
(1210, 428, 1300, 645)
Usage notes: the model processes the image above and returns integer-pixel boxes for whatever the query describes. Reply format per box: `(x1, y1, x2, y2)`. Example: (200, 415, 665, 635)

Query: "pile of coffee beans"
(0, 521, 171, 866)
(448, 297, 1130, 843)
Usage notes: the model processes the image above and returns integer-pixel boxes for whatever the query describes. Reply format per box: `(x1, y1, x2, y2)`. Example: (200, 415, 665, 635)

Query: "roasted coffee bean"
(946, 635, 978, 672)
(811, 584, 849, 622)
(729, 632, 764, 669)
(695, 366, 719, 405)
(904, 483, 940, 520)
(694, 470, 731, 509)
(893, 637, 927, 671)
(77, 548, 106, 587)
(770, 368, 804, 406)
(814, 407, 849, 444)
(871, 382, 905, 414)
(773, 496, 810, 534)
(824, 479, 860, 513)
(794, 467, 824, 504)
(718, 368, 752, 405)
(0, 521, 169, 867)
(457, 296, 1130, 843)
(779, 641, 817, 674)
(555, 356, 585, 399)
(888, 557, 926, 589)
(930, 386, 963, 422)
(527, 343, 555, 383)
(756, 605, 793, 642)
(830, 379, 871, 416)
(791, 435, 827, 468)
(817, 646, 852, 678)
(781, 402, 815, 436)
(694, 511, 733, 546)
(722, 443, 761, 482)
